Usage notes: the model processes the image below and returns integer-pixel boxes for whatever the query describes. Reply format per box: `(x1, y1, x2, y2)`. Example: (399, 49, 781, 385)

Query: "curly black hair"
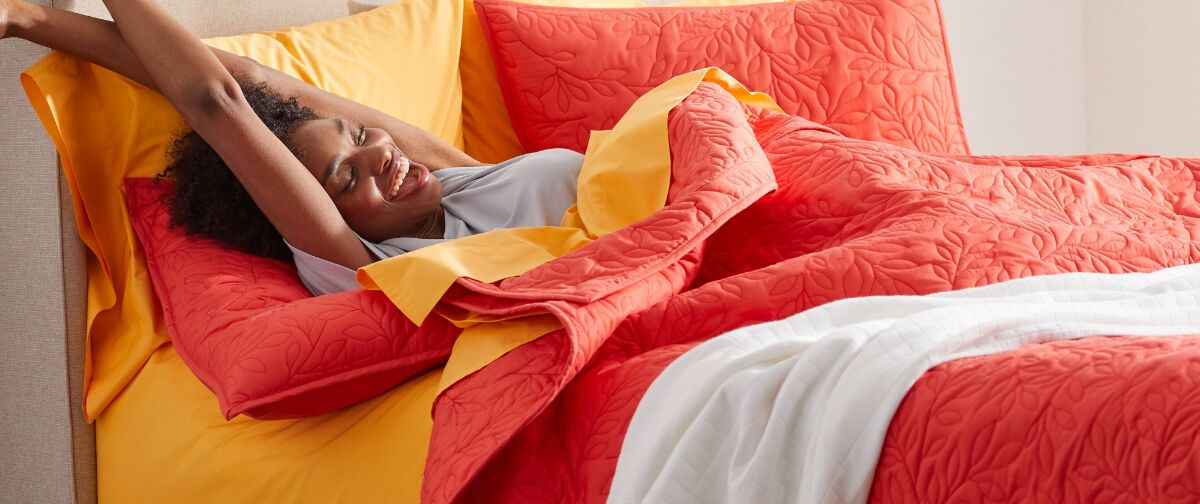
(159, 78, 318, 261)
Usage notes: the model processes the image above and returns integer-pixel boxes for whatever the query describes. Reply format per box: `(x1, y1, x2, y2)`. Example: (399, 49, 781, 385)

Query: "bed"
(7, 0, 1200, 503)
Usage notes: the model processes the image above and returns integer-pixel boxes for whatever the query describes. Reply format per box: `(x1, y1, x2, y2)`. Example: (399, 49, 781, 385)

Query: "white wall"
(1084, 0, 1200, 157)
(941, 0, 1088, 155)
(942, 1, 1200, 157)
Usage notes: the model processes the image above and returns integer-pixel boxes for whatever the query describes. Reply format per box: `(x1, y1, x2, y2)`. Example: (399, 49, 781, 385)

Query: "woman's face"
(288, 118, 441, 242)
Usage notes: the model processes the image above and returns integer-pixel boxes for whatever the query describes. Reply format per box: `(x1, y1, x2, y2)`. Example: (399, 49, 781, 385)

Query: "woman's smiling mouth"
(385, 152, 430, 201)
(386, 152, 410, 199)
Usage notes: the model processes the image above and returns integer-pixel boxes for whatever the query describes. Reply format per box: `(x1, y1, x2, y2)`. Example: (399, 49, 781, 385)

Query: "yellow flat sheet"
(98, 344, 436, 504)
(360, 67, 782, 398)
(361, 68, 781, 395)
(361, 68, 780, 324)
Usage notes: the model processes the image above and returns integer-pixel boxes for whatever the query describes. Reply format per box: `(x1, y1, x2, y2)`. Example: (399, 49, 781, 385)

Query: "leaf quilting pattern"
(474, 0, 970, 156)
(420, 83, 1200, 503)
(869, 336, 1200, 503)
(125, 180, 460, 420)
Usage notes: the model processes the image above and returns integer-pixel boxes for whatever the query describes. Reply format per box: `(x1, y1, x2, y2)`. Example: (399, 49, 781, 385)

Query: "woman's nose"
(367, 145, 392, 176)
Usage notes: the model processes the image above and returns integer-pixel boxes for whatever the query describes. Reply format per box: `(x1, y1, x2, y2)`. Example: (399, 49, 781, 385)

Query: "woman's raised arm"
(3, 0, 481, 170)
(94, 0, 376, 268)
(5, 0, 261, 94)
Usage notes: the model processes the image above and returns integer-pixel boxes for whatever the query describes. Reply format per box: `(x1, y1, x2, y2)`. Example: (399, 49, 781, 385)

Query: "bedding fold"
(405, 72, 1200, 503)
(360, 68, 783, 399)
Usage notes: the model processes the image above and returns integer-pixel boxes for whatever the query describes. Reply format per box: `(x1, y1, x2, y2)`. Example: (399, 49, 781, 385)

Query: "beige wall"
(941, 0, 1089, 155)
(942, 1, 1199, 157)
(1084, 0, 1200, 157)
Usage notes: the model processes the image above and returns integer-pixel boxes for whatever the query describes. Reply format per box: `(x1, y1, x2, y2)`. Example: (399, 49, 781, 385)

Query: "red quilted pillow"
(125, 179, 459, 420)
(475, 0, 969, 155)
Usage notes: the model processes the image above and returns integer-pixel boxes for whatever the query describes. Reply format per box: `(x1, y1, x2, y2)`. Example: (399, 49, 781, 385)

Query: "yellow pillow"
(458, 0, 778, 164)
(21, 0, 465, 421)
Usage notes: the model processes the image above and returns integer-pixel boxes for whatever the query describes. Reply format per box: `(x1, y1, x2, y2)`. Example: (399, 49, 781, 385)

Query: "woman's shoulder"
(473, 148, 584, 183)
(435, 148, 583, 178)
(502, 148, 584, 171)
(523, 149, 584, 180)
(529, 148, 585, 162)
(436, 148, 583, 196)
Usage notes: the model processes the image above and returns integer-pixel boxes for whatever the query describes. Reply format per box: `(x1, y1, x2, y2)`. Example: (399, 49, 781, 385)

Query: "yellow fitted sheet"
(97, 344, 437, 504)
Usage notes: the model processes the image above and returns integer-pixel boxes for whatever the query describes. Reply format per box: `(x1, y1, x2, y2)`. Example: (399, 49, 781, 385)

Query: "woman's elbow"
(184, 79, 246, 119)
(233, 56, 266, 83)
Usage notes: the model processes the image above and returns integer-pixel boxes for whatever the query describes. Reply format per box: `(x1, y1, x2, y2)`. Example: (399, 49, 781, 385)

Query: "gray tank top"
(288, 148, 584, 296)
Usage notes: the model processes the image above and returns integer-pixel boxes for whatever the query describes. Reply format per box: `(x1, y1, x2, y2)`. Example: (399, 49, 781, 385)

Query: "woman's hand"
(0, 0, 31, 40)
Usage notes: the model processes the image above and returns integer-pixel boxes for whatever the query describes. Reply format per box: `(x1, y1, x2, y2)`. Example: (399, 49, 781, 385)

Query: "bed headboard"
(0, 1, 369, 502)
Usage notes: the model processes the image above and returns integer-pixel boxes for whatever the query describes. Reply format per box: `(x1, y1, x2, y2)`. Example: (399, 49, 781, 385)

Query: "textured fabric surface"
(359, 69, 780, 402)
(460, 0, 642, 164)
(360, 67, 778, 328)
(458, 0, 828, 164)
(612, 264, 1200, 504)
(870, 336, 1200, 503)
(21, 0, 465, 421)
(414, 82, 1200, 503)
(0, 0, 87, 501)
(125, 179, 458, 420)
(474, 0, 969, 155)
(58, 166, 93, 504)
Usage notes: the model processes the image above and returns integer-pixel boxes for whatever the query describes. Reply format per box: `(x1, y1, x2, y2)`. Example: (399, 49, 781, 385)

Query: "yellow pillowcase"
(21, 0, 465, 421)
(458, 0, 781, 164)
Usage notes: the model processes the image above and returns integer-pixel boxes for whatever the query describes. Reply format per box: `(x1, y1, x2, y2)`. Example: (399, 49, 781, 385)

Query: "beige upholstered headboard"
(0, 2, 383, 502)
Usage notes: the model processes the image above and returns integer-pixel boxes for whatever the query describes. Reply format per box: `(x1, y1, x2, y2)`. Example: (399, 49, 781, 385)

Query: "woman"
(1, 0, 584, 295)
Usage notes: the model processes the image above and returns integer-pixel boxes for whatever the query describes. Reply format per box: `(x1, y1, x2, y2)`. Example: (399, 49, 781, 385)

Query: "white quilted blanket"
(609, 263, 1200, 504)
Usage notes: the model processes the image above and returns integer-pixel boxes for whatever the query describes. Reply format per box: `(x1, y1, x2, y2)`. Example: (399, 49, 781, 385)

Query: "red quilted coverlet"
(475, 0, 970, 156)
(126, 180, 459, 420)
(871, 335, 1200, 502)
(421, 83, 1200, 503)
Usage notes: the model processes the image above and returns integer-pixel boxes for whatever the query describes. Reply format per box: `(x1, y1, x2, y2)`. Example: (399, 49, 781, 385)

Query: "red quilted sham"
(474, 0, 970, 156)
(125, 179, 459, 420)
(416, 83, 1200, 503)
